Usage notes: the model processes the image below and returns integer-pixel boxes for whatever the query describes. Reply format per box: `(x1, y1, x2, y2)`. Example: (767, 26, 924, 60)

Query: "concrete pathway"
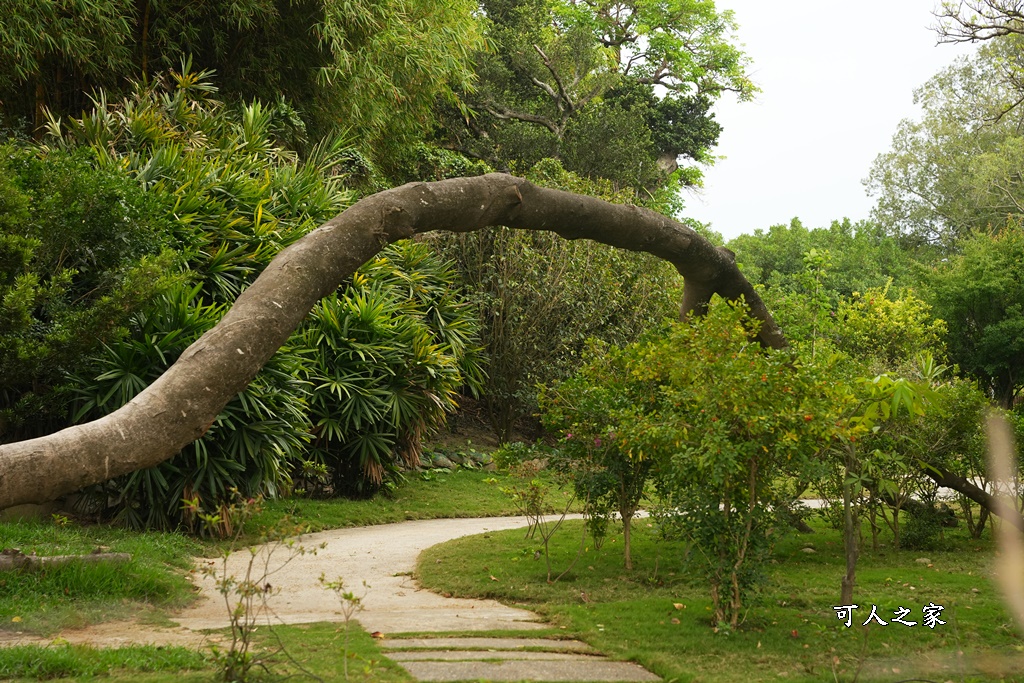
(4, 514, 662, 681)
(178, 516, 562, 634)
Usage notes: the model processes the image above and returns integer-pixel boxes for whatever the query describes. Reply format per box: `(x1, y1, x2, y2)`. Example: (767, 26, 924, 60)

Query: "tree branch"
(532, 44, 574, 113)
(483, 104, 561, 135)
(923, 463, 1024, 532)
(935, 0, 1024, 43)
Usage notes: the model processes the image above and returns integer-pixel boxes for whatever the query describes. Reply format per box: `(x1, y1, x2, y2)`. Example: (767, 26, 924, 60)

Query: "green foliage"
(901, 499, 955, 551)
(431, 159, 682, 437)
(46, 74, 328, 527)
(0, 143, 178, 441)
(923, 224, 1024, 408)
(419, 517, 1024, 682)
(727, 217, 913, 298)
(250, 469, 531, 533)
(0, 0, 133, 111)
(1, 0, 484, 170)
(443, 0, 753, 194)
(834, 284, 947, 372)
(543, 299, 841, 625)
(44, 64, 353, 306)
(539, 338, 659, 568)
(302, 241, 484, 497)
(647, 303, 840, 626)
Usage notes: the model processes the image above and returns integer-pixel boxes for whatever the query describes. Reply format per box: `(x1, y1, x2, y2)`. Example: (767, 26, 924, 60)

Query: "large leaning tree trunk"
(0, 174, 780, 509)
(0, 172, 1019, 533)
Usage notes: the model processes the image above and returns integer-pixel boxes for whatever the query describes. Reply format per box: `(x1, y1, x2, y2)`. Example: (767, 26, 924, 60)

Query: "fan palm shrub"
(304, 241, 484, 497)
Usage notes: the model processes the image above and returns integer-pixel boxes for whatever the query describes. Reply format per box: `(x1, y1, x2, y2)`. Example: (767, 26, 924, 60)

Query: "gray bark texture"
(0, 173, 782, 510)
(0, 548, 132, 571)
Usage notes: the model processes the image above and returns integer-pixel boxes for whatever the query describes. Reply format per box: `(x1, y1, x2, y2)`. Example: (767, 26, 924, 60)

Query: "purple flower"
(594, 437, 602, 447)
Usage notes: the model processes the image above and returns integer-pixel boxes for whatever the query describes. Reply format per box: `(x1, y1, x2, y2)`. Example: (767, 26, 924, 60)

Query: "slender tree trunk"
(34, 78, 45, 136)
(622, 511, 633, 571)
(841, 448, 858, 605)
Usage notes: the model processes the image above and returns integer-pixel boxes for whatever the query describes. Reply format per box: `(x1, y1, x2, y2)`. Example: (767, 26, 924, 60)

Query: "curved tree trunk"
(0, 174, 783, 510)
(1, 172, 1021, 534)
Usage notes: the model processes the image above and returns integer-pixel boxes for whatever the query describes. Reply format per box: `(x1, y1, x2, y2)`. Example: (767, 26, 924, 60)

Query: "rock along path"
(4, 515, 660, 682)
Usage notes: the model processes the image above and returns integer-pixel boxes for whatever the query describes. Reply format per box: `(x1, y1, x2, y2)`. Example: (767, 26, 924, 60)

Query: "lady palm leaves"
(44, 62, 353, 306)
(303, 242, 482, 496)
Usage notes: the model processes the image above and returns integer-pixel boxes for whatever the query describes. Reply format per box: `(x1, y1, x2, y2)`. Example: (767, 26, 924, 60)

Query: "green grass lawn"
(0, 519, 202, 636)
(0, 622, 414, 683)
(248, 468, 574, 533)
(417, 516, 1024, 683)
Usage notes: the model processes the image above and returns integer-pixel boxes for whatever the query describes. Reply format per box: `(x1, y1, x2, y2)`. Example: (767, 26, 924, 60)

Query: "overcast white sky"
(685, 1, 977, 241)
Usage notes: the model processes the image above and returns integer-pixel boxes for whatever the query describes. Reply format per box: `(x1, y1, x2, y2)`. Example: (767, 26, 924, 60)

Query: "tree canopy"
(866, 34, 1024, 249)
(0, 0, 483, 168)
(437, 0, 754, 193)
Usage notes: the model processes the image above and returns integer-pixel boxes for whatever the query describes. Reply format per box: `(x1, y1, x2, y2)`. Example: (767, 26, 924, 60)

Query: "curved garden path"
(4, 514, 666, 681)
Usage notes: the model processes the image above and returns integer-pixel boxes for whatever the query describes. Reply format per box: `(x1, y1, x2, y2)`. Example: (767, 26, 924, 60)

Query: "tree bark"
(0, 174, 785, 510)
(923, 464, 1024, 532)
(0, 549, 132, 571)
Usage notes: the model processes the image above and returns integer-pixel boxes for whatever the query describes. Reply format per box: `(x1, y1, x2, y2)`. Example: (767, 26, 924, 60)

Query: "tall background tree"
(439, 0, 754, 193)
(0, 0, 484, 169)
(865, 35, 1024, 249)
(417, 0, 754, 435)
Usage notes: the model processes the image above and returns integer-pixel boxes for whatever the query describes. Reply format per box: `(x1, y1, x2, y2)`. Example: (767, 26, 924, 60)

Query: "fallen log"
(0, 548, 131, 571)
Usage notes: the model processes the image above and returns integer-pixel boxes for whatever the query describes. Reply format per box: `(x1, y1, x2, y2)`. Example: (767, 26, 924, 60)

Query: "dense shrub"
(303, 241, 484, 497)
(0, 144, 177, 442)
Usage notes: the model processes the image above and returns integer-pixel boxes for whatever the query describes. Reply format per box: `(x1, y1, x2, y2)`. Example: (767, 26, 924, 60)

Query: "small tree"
(644, 302, 840, 627)
(540, 339, 660, 570)
(546, 300, 840, 626)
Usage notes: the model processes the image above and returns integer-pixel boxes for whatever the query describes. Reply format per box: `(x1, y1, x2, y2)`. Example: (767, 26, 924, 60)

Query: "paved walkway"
(3, 515, 661, 681)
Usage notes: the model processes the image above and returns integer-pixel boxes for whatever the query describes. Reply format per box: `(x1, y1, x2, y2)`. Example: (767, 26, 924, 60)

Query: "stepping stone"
(382, 637, 594, 652)
(382, 636, 660, 682)
(387, 650, 595, 661)
(396, 658, 661, 682)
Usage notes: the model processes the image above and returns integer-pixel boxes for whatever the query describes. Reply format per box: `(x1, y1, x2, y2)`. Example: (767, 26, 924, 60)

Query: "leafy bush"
(901, 500, 955, 551)
(70, 283, 311, 531)
(43, 64, 354, 306)
(0, 143, 178, 442)
(303, 241, 484, 497)
(540, 337, 661, 569)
